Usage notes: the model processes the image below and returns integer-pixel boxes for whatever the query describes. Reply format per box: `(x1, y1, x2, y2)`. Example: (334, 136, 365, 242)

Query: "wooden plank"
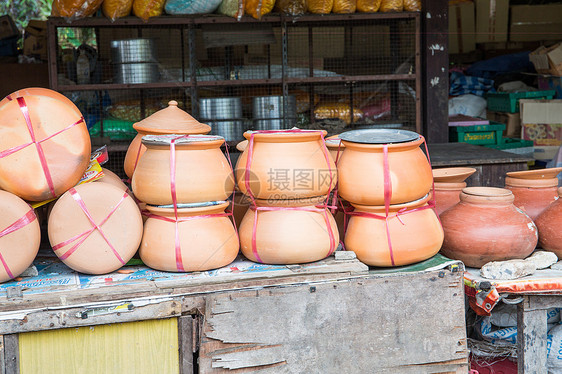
(3, 335, 18, 374)
(178, 316, 194, 374)
(428, 143, 532, 166)
(517, 296, 548, 374)
(519, 294, 562, 311)
(199, 269, 467, 373)
(18, 319, 179, 374)
(0, 335, 4, 374)
(422, 0, 449, 143)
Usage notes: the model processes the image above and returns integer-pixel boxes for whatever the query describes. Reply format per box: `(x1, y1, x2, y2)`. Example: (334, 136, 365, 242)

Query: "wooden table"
(428, 143, 534, 187)
(0, 253, 468, 374)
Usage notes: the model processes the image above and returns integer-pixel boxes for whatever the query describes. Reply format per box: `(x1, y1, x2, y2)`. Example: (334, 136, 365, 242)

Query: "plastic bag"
(132, 0, 166, 20)
(307, 0, 334, 14)
(102, 0, 133, 21)
(357, 0, 382, 12)
(403, 0, 420, 11)
(275, 0, 306, 15)
(333, 0, 356, 13)
(380, 0, 403, 12)
(217, 0, 245, 19)
(165, 0, 223, 15)
(314, 102, 363, 125)
(51, 0, 104, 18)
(245, 0, 275, 19)
(548, 323, 562, 373)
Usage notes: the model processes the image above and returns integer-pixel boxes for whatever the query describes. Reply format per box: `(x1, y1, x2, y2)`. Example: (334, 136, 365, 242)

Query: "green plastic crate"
(486, 90, 556, 113)
(449, 122, 506, 145)
(484, 137, 533, 150)
(89, 118, 136, 141)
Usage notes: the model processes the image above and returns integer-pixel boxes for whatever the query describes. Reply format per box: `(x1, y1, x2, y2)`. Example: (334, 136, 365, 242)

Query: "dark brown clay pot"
(440, 187, 538, 268)
(505, 176, 559, 221)
(535, 187, 562, 257)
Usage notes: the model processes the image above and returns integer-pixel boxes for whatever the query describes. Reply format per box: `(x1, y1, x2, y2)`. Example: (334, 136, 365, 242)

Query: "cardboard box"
(475, 0, 509, 44)
(0, 15, 19, 40)
(538, 75, 562, 99)
(510, 4, 562, 43)
(486, 110, 521, 137)
(520, 99, 562, 147)
(530, 43, 562, 77)
(449, 1, 476, 54)
(23, 20, 47, 60)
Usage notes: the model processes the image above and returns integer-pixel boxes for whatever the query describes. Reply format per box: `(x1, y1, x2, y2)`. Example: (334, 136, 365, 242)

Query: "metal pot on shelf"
(199, 98, 243, 120)
(208, 120, 246, 142)
(111, 38, 159, 84)
(112, 63, 159, 84)
(252, 95, 297, 131)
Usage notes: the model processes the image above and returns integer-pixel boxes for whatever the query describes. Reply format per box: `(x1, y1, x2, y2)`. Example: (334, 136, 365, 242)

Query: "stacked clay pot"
(432, 167, 477, 216)
(0, 88, 91, 201)
(440, 187, 538, 268)
(235, 130, 339, 264)
(337, 129, 443, 267)
(534, 187, 562, 257)
(504, 167, 562, 221)
(132, 129, 239, 272)
(123, 100, 211, 178)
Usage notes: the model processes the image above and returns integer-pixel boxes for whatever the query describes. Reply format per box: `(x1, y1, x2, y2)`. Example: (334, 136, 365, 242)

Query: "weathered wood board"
(199, 269, 467, 373)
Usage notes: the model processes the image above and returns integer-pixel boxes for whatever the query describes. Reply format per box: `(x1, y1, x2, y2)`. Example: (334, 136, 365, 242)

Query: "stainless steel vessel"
(252, 95, 297, 120)
(113, 63, 160, 84)
(110, 39, 157, 63)
(199, 98, 243, 120)
(208, 120, 246, 142)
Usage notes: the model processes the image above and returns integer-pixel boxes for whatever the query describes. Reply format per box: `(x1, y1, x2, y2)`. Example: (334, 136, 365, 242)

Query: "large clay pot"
(432, 167, 477, 216)
(48, 183, 143, 274)
(344, 194, 443, 267)
(123, 101, 211, 178)
(95, 167, 129, 192)
(0, 190, 41, 283)
(0, 88, 91, 201)
(337, 129, 433, 206)
(140, 201, 239, 272)
(132, 134, 235, 205)
(535, 187, 562, 256)
(504, 167, 562, 221)
(235, 130, 337, 200)
(440, 187, 538, 268)
(239, 198, 339, 264)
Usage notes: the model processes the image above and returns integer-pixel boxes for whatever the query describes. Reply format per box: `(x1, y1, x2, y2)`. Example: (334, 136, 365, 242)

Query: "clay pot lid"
(146, 200, 229, 215)
(506, 167, 562, 180)
(339, 129, 419, 144)
(432, 167, 476, 183)
(505, 176, 559, 188)
(351, 193, 431, 211)
(462, 187, 512, 197)
(141, 134, 224, 147)
(133, 100, 211, 134)
(433, 181, 467, 190)
(236, 140, 248, 152)
(243, 128, 327, 142)
(251, 195, 328, 207)
(325, 135, 345, 149)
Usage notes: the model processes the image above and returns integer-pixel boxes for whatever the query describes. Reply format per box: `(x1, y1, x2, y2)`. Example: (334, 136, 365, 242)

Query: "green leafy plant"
(0, 0, 52, 32)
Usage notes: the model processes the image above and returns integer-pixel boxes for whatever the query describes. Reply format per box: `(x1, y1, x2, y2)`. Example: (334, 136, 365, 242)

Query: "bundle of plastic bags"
(307, 0, 333, 14)
(102, 0, 133, 21)
(380, 0, 403, 12)
(333, 0, 356, 13)
(404, 0, 421, 11)
(357, 0, 382, 12)
(217, 0, 245, 19)
(275, 0, 306, 15)
(165, 0, 223, 15)
(245, 0, 275, 19)
(51, 0, 104, 19)
(132, 0, 166, 20)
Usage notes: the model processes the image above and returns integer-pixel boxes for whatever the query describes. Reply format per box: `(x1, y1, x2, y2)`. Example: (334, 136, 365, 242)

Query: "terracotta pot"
(235, 130, 337, 200)
(535, 187, 562, 256)
(0, 88, 91, 201)
(505, 175, 560, 221)
(124, 101, 211, 178)
(337, 132, 433, 205)
(132, 134, 235, 206)
(440, 187, 538, 268)
(140, 201, 239, 272)
(48, 183, 143, 274)
(95, 167, 129, 192)
(432, 167, 477, 216)
(344, 194, 443, 267)
(239, 198, 339, 264)
(325, 135, 345, 164)
(0, 190, 41, 283)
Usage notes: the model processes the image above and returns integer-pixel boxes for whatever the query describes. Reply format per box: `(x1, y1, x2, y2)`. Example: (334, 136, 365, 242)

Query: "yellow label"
(464, 132, 494, 141)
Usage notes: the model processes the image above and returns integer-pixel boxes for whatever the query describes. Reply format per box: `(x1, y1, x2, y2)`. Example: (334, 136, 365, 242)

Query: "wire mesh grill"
(49, 13, 420, 170)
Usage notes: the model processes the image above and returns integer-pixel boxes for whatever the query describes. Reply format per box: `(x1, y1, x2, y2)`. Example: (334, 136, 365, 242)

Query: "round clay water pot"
(505, 175, 559, 221)
(440, 187, 538, 268)
(0, 88, 91, 201)
(344, 194, 443, 267)
(535, 187, 562, 256)
(0, 190, 40, 283)
(235, 130, 337, 200)
(337, 129, 433, 206)
(139, 201, 239, 272)
(48, 183, 143, 275)
(432, 167, 477, 216)
(325, 135, 345, 164)
(95, 167, 129, 192)
(239, 198, 339, 264)
(124, 101, 211, 178)
(132, 134, 235, 206)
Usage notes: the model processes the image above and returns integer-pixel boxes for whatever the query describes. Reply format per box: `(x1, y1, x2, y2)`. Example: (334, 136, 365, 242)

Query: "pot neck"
(341, 136, 423, 152)
(459, 187, 514, 206)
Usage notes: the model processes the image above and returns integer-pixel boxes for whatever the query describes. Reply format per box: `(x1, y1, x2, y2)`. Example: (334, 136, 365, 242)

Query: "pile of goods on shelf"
(51, 0, 421, 21)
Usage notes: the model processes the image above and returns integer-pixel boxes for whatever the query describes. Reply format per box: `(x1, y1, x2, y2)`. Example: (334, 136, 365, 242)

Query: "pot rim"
(341, 135, 424, 151)
(432, 167, 476, 183)
(141, 134, 225, 147)
(243, 129, 327, 143)
(146, 200, 230, 215)
(505, 176, 559, 188)
(433, 181, 467, 190)
(460, 187, 514, 204)
(351, 193, 431, 212)
(249, 195, 328, 208)
(506, 167, 562, 180)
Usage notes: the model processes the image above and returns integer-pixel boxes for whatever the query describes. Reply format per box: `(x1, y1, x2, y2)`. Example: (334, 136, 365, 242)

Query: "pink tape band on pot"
(0, 209, 36, 279)
(53, 188, 128, 265)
